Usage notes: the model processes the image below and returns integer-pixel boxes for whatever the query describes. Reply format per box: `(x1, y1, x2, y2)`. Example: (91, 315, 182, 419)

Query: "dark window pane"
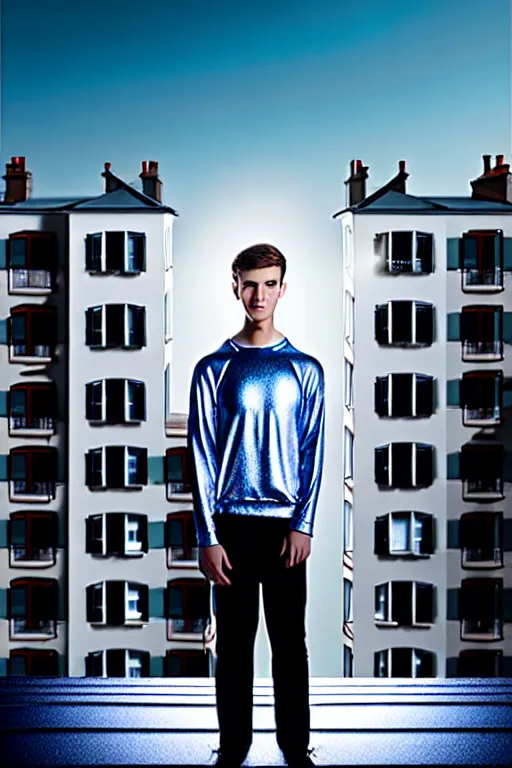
(391, 374, 412, 417)
(106, 232, 125, 272)
(391, 302, 412, 343)
(9, 238, 27, 267)
(392, 443, 412, 487)
(106, 380, 125, 422)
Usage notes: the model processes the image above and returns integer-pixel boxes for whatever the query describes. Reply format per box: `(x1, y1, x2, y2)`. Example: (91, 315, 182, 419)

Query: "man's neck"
(231, 330, 285, 347)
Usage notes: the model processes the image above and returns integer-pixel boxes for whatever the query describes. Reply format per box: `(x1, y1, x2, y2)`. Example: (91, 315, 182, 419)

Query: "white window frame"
(344, 292, 354, 346)
(378, 442, 431, 488)
(164, 286, 173, 341)
(88, 304, 144, 348)
(87, 446, 145, 489)
(343, 578, 353, 623)
(375, 581, 433, 627)
(343, 223, 353, 274)
(388, 511, 427, 556)
(87, 379, 145, 422)
(344, 500, 353, 553)
(164, 226, 172, 271)
(344, 427, 354, 484)
(87, 232, 145, 273)
(89, 582, 106, 625)
(344, 359, 354, 410)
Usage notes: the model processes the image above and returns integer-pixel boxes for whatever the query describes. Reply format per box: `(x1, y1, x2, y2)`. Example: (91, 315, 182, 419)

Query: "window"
(166, 447, 192, 499)
(86, 581, 149, 625)
(461, 370, 502, 425)
(460, 305, 503, 360)
(343, 578, 353, 623)
(375, 443, 434, 488)
(460, 443, 504, 501)
(86, 649, 150, 678)
(460, 229, 503, 291)
(85, 304, 146, 348)
(377, 230, 433, 274)
(9, 578, 58, 638)
(459, 578, 503, 641)
(164, 363, 171, 420)
(344, 427, 353, 484)
(460, 512, 503, 569)
(374, 648, 434, 678)
(343, 644, 353, 677)
(167, 579, 211, 638)
(344, 291, 354, 346)
(85, 231, 146, 273)
(86, 512, 148, 556)
(85, 446, 148, 489)
(457, 649, 503, 677)
(9, 305, 56, 361)
(9, 512, 57, 566)
(375, 581, 434, 626)
(9, 383, 57, 434)
(375, 373, 434, 418)
(343, 501, 353, 553)
(164, 289, 173, 341)
(344, 359, 353, 410)
(167, 512, 199, 567)
(165, 649, 212, 677)
(374, 511, 433, 557)
(9, 447, 57, 502)
(375, 301, 433, 346)
(9, 648, 59, 676)
(164, 226, 172, 271)
(8, 231, 57, 293)
(85, 379, 145, 423)
(342, 224, 353, 273)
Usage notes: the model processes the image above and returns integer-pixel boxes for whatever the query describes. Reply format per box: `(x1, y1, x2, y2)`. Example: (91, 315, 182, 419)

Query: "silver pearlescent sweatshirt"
(187, 335, 325, 548)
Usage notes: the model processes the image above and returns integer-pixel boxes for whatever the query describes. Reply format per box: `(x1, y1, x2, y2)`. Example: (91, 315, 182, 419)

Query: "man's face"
(232, 266, 287, 322)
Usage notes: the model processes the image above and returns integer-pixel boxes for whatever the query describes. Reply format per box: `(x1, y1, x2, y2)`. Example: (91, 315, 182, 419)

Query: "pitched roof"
(0, 168, 178, 215)
(333, 189, 512, 217)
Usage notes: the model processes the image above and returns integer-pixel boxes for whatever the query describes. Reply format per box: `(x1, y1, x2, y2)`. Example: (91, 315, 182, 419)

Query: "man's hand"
(280, 529, 311, 568)
(199, 544, 233, 585)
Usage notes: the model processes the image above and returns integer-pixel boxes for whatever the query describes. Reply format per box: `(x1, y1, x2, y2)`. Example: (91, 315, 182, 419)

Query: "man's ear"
(232, 281, 239, 299)
(279, 282, 287, 298)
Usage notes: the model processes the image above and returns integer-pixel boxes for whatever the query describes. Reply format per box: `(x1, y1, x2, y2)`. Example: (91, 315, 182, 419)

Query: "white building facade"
(0, 157, 215, 677)
(337, 155, 512, 677)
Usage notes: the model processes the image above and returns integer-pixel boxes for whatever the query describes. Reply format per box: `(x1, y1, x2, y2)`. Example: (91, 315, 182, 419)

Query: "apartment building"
(336, 154, 512, 678)
(0, 157, 215, 677)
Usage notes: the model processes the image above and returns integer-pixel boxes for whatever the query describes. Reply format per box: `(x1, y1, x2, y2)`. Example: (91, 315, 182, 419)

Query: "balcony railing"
(10, 269, 53, 290)
(462, 340, 503, 357)
(11, 545, 54, 563)
(389, 258, 425, 273)
(171, 546, 199, 562)
(464, 547, 502, 566)
(167, 481, 192, 495)
(10, 416, 55, 431)
(463, 405, 501, 423)
(13, 481, 54, 497)
(461, 617, 502, 640)
(463, 267, 503, 287)
(171, 617, 207, 634)
(11, 617, 56, 636)
(12, 344, 52, 358)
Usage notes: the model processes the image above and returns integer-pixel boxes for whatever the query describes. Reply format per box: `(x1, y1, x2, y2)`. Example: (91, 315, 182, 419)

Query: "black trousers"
(212, 513, 310, 755)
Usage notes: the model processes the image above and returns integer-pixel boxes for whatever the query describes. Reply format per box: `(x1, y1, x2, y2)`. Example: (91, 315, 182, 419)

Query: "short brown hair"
(232, 243, 286, 286)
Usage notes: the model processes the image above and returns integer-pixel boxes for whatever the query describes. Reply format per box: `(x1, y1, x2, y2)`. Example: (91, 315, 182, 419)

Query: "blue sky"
(1, 0, 510, 264)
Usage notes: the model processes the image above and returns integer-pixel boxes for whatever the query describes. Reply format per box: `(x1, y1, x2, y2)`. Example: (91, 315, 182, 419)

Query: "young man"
(187, 243, 325, 768)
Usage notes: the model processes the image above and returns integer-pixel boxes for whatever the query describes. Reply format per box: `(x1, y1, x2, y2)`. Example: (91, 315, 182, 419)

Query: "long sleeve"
(289, 363, 325, 537)
(187, 362, 220, 548)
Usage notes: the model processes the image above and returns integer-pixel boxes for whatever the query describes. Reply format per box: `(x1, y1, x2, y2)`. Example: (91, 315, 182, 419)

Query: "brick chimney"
(387, 160, 409, 194)
(344, 159, 369, 206)
(471, 154, 512, 203)
(139, 160, 162, 202)
(2, 156, 32, 203)
(101, 162, 124, 194)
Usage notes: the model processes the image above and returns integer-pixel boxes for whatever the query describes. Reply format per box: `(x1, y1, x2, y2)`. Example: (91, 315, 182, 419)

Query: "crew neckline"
(229, 335, 287, 350)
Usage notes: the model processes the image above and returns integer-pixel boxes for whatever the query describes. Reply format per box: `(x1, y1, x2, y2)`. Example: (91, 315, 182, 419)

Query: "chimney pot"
(139, 159, 162, 202)
(104, 162, 111, 171)
(496, 154, 504, 167)
(483, 154, 491, 174)
(2, 155, 32, 203)
(142, 161, 148, 173)
(356, 160, 362, 172)
(399, 160, 406, 173)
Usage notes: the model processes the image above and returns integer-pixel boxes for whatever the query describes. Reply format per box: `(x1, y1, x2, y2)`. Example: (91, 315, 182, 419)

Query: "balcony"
(461, 371, 503, 427)
(460, 305, 503, 361)
(460, 230, 504, 293)
(7, 231, 57, 295)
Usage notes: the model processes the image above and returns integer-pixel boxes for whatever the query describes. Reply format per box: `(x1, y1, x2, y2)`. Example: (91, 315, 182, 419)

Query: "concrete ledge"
(1, 677, 512, 766)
